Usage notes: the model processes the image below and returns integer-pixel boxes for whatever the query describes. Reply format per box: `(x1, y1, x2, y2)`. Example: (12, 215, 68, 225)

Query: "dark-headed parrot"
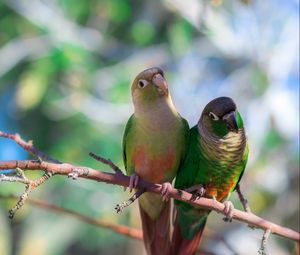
(172, 96, 248, 255)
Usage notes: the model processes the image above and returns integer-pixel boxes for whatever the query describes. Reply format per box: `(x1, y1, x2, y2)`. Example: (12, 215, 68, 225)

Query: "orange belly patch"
(132, 146, 176, 183)
(205, 179, 236, 202)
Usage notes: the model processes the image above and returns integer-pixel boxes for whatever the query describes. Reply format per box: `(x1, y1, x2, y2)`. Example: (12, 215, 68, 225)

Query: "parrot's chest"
(132, 145, 177, 183)
(200, 131, 246, 201)
(127, 108, 184, 183)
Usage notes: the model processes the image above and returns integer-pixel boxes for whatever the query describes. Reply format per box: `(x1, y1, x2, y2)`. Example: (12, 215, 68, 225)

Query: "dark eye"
(138, 79, 148, 88)
(209, 112, 219, 121)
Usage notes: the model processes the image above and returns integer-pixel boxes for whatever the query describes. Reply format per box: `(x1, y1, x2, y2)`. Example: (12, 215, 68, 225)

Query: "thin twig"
(0, 194, 249, 252)
(8, 184, 32, 219)
(0, 131, 61, 163)
(236, 184, 251, 213)
(0, 194, 143, 240)
(89, 152, 122, 175)
(258, 228, 272, 255)
(0, 168, 53, 218)
(0, 194, 245, 255)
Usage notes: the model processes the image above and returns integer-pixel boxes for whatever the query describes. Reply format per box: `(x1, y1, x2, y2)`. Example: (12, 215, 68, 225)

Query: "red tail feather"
(171, 216, 207, 255)
(139, 201, 171, 255)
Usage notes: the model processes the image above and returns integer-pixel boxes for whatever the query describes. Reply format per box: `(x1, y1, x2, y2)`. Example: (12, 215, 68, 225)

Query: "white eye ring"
(209, 112, 219, 121)
(138, 79, 148, 88)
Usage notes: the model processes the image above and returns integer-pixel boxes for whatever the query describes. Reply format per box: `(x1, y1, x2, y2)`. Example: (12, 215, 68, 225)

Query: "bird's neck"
(134, 96, 179, 131)
(198, 120, 247, 161)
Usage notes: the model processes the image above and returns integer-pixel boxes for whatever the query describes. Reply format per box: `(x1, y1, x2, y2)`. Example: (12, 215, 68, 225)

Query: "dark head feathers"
(202, 97, 236, 118)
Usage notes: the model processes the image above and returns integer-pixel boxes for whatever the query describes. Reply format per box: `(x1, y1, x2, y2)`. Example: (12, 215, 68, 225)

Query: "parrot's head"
(200, 97, 243, 137)
(131, 67, 169, 107)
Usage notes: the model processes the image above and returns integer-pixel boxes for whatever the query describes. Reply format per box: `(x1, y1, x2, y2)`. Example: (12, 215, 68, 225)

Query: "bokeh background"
(0, 0, 299, 254)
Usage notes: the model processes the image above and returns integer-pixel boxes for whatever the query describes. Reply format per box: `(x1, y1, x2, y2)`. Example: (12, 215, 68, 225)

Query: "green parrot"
(122, 67, 189, 255)
(172, 97, 249, 255)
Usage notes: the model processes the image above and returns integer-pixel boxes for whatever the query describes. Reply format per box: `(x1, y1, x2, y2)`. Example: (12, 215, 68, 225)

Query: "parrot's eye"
(209, 112, 219, 121)
(138, 79, 148, 88)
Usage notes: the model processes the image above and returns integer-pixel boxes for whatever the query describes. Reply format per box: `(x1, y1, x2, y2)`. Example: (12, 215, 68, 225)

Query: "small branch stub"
(258, 228, 272, 255)
(89, 152, 122, 175)
(236, 184, 251, 213)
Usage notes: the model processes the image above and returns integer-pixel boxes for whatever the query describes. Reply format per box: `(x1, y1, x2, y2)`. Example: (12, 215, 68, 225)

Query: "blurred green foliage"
(0, 0, 299, 254)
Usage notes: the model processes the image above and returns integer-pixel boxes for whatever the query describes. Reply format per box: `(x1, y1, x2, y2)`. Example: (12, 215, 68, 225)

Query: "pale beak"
(152, 73, 168, 94)
(222, 111, 238, 132)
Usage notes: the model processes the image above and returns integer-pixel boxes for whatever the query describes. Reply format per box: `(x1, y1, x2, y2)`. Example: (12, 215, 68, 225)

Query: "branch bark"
(0, 131, 299, 243)
(0, 159, 299, 242)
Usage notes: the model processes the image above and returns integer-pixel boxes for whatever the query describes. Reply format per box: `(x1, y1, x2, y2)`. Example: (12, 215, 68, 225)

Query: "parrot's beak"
(152, 73, 168, 95)
(222, 111, 238, 133)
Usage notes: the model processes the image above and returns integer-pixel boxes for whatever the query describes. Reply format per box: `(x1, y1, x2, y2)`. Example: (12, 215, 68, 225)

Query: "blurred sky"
(0, 0, 299, 255)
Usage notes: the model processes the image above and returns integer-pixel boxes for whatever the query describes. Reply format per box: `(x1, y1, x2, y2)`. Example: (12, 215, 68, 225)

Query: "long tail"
(139, 200, 171, 255)
(171, 212, 207, 255)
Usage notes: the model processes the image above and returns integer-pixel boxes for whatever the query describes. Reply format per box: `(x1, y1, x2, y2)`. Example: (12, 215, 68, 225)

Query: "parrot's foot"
(222, 201, 234, 222)
(160, 182, 172, 202)
(125, 173, 140, 193)
(185, 184, 206, 201)
(115, 188, 145, 213)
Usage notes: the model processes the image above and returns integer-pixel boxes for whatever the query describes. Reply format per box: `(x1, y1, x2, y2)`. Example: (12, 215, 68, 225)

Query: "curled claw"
(223, 201, 234, 222)
(128, 173, 140, 193)
(185, 184, 206, 201)
(115, 188, 145, 213)
(160, 182, 172, 202)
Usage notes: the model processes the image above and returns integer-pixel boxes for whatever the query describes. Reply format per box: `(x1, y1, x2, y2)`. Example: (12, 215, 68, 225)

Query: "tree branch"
(0, 131, 60, 163)
(0, 194, 143, 240)
(0, 194, 236, 255)
(1, 159, 299, 242)
(0, 131, 299, 243)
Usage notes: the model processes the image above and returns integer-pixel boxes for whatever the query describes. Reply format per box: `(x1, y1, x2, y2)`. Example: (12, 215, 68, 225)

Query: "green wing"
(178, 117, 190, 166)
(122, 114, 135, 174)
(233, 142, 249, 190)
(175, 126, 201, 190)
(174, 125, 209, 239)
(174, 125, 249, 239)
